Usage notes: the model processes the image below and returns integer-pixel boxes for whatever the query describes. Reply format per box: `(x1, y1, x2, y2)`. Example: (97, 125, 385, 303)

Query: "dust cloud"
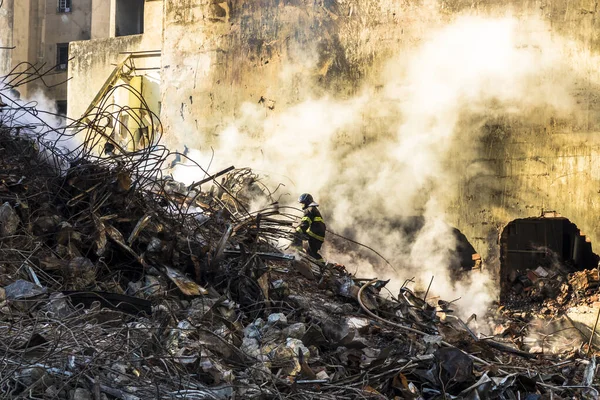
(171, 12, 591, 320)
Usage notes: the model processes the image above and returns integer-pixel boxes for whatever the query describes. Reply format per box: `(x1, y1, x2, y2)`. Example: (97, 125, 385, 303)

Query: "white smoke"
(0, 86, 79, 172)
(170, 13, 590, 319)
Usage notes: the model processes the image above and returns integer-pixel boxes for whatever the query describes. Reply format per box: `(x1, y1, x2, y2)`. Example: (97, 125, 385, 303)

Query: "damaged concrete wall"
(160, 0, 419, 142)
(68, 35, 144, 118)
(441, 0, 600, 278)
(159, 0, 600, 278)
(448, 127, 600, 278)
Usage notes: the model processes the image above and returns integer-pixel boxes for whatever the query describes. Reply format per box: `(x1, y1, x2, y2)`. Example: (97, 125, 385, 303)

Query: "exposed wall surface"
(91, 0, 112, 39)
(440, 0, 600, 277)
(160, 0, 418, 142)
(447, 126, 600, 278)
(0, 0, 13, 77)
(9, 0, 37, 98)
(68, 35, 144, 118)
(158, 0, 600, 278)
(160, 0, 600, 135)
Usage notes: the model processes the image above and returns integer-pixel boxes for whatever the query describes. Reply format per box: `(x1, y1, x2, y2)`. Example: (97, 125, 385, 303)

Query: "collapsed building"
(0, 82, 599, 398)
(3, 0, 600, 398)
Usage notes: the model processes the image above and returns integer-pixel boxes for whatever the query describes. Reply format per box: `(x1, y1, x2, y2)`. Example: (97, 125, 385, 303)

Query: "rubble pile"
(2, 86, 600, 399)
(504, 263, 600, 314)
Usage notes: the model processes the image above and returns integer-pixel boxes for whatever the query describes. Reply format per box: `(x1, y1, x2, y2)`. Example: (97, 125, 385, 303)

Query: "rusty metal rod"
(587, 306, 600, 355)
(188, 165, 235, 191)
(423, 275, 434, 302)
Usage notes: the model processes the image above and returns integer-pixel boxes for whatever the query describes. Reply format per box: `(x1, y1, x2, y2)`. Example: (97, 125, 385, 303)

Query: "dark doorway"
(115, 0, 144, 37)
(452, 227, 481, 273)
(500, 217, 599, 299)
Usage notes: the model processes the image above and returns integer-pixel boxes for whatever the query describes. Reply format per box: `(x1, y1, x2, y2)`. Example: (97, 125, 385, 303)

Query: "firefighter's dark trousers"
(293, 232, 325, 263)
(307, 237, 324, 262)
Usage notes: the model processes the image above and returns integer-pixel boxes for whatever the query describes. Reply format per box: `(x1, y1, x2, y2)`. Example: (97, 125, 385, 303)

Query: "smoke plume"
(0, 86, 78, 172)
(171, 11, 593, 320)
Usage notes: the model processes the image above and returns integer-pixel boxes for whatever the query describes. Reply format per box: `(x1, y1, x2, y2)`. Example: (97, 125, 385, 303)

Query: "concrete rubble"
(2, 89, 600, 399)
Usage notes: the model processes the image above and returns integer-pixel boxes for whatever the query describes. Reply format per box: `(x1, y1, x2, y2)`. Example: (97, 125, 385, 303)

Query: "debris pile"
(2, 79, 600, 399)
(504, 262, 600, 314)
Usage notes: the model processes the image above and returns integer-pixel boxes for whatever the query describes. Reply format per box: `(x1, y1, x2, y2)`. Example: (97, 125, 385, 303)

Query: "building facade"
(0, 1, 13, 77)
(1, 0, 96, 114)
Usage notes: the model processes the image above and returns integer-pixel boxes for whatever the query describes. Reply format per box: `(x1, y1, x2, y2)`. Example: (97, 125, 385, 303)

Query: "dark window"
(56, 43, 68, 71)
(56, 100, 67, 116)
(115, 0, 144, 37)
(137, 126, 149, 148)
(57, 0, 72, 13)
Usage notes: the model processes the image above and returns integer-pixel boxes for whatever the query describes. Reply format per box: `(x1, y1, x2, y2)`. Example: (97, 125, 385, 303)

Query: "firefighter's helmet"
(298, 193, 314, 208)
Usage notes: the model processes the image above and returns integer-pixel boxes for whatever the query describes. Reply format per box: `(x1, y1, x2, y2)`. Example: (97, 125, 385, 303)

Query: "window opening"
(58, 0, 72, 13)
(115, 0, 144, 37)
(56, 43, 69, 71)
(56, 100, 67, 116)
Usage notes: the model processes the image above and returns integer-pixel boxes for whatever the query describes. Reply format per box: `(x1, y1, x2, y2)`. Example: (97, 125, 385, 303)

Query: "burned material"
(2, 69, 600, 399)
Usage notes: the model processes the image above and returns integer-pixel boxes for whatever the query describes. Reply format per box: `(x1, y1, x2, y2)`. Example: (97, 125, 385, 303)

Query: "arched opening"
(451, 227, 481, 274)
(500, 215, 599, 300)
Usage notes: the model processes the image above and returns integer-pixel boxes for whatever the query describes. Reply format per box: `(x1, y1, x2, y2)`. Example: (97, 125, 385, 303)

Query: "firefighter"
(294, 193, 326, 263)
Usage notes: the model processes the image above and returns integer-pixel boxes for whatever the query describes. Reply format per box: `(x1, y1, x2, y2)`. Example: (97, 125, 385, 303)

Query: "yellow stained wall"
(113, 75, 142, 150)
(66, 0, 600, 277)
(158, 0, 600, 276)
(142, 72, 161, 119)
